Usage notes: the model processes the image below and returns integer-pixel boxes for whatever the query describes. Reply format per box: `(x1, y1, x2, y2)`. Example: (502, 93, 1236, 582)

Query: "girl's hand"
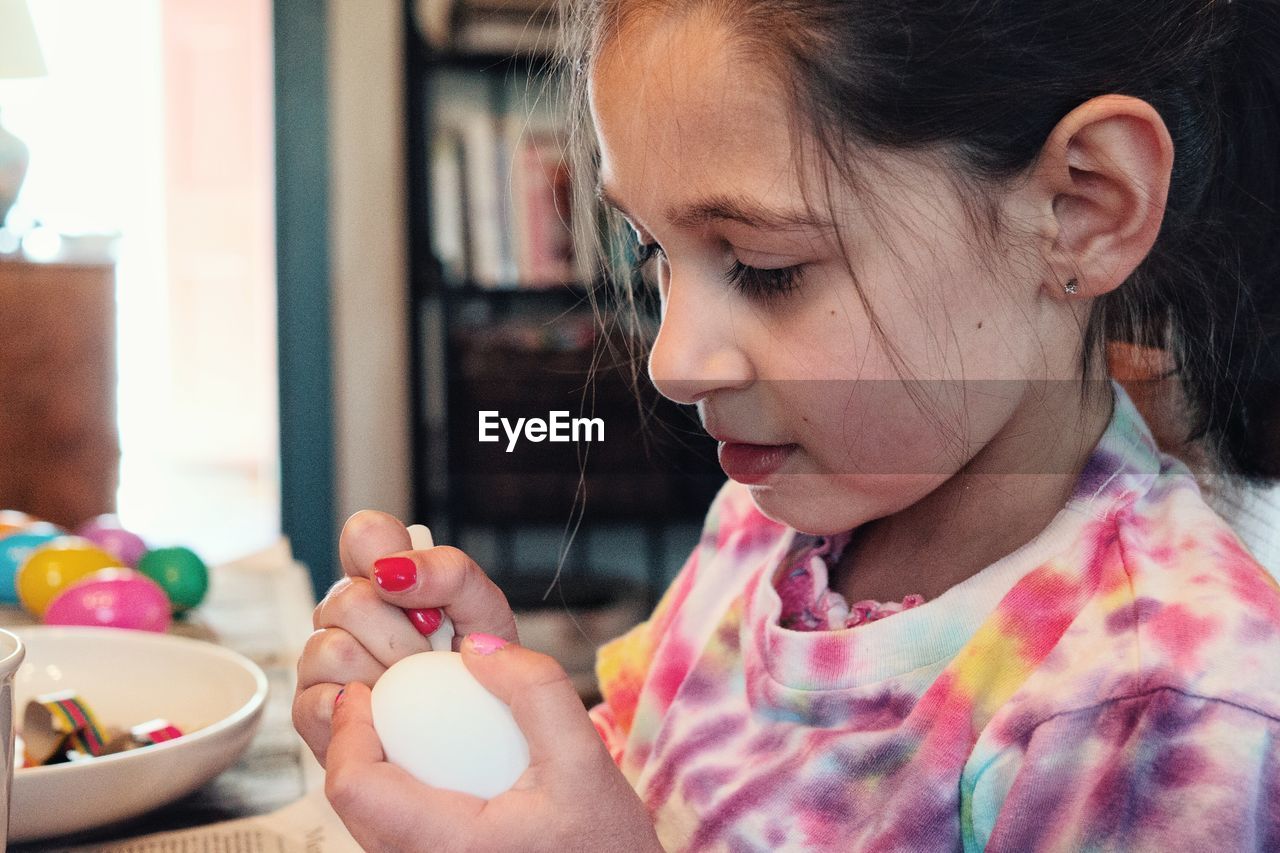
(293, 511, 520, 765)
(326, 635, 661, 853)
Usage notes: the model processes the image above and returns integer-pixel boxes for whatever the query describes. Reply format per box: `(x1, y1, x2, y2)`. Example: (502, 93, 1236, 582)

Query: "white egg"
(405, 525, 455, 652)
(371, 651, 530, 800)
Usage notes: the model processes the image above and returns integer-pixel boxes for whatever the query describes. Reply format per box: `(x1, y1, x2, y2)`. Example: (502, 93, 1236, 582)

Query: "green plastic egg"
(138, 546, 209, 613)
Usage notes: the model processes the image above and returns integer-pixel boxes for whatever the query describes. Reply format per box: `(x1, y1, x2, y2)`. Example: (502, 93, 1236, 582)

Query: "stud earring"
(1063, 278, 1079, 295)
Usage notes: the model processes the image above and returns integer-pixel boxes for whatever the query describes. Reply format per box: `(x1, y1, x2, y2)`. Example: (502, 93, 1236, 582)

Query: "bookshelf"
(403, 0, 723, 612)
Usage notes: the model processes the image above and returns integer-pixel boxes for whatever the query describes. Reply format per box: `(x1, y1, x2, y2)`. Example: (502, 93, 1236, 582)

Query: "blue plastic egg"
(0, 531, 61, 604)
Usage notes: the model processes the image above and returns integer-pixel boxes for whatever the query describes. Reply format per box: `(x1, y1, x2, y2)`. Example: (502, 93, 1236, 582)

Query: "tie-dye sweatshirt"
(590, 381, 1280, 851)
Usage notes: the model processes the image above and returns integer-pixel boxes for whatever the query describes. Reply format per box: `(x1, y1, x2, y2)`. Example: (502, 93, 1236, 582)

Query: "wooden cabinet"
(0, 255, 119, 527)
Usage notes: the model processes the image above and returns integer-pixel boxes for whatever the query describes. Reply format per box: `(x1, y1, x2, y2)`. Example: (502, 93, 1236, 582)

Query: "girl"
(293, 0, 1280, 849)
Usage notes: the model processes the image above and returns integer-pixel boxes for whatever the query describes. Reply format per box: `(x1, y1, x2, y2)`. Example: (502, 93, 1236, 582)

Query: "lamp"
(0, 0, 48, 226)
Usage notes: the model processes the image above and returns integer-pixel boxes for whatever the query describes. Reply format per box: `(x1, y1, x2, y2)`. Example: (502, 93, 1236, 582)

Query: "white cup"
(0, 629, 26, 850)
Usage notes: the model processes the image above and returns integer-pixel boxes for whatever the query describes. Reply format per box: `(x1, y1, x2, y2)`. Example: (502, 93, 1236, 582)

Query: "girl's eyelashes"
(631, 242, 803, 302)
(630, 242, 665, 293)
(634, 241, 664, 269)
(725, 259, 802, 302)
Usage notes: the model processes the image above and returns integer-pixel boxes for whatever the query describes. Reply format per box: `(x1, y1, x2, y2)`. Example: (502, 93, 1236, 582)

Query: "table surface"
(3, 539, 324, 850)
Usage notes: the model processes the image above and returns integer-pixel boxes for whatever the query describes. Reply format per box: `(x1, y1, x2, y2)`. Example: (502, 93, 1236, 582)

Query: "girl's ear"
(1030, 94, 1174, 300)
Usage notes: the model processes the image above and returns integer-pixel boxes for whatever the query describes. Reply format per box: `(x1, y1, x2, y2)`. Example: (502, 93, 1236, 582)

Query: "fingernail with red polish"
(334, 687, 345, 708)
(468, 633, 508, 656)
(374, 556, 417, 591)
(407, 607, 444, 636)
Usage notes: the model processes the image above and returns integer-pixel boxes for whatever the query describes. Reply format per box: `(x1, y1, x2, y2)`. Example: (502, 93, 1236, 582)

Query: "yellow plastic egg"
(17, 538, 123, 616)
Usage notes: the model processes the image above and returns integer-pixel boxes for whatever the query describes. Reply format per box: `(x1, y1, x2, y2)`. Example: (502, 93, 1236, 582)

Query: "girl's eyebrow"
(596, 182, 834, 231)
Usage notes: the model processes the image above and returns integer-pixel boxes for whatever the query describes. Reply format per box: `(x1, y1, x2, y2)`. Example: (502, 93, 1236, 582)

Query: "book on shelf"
(415, 0, 455, 49)
(504, 70, 576, 288)
(510, 130, 575, 287)
(433, 70, 511, 287)
(430, 128, 468, 285)
(430, 67, 583, 291)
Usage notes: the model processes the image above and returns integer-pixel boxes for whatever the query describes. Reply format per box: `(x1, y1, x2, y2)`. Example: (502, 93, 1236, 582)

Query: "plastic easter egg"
(44, 568, 172, 632)
(0, 510, 34, 538)
(17, 539, 123, 616)
(21, 521, 63, 537)
(371, 651, 529, 799)
(76, 515, 149, 568)
(0, 511, 60, 541)
(0, 531, 61, 604)
(137, 546, 208, 613)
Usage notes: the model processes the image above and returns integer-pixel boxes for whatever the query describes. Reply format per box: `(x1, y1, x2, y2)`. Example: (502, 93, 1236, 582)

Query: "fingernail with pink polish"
(407, 607, 444, 636)
(468, 633, 508, 656)
(374, 556, 417, 592)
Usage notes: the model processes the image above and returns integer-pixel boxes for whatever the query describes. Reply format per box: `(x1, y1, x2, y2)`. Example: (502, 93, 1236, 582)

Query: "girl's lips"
(717, 442, 797, 484)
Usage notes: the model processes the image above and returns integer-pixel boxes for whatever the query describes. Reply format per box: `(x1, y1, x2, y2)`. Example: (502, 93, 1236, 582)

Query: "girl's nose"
(647, 274, 754, 405)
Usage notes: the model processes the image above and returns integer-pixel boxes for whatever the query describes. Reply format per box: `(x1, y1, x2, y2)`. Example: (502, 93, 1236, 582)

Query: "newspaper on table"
(40, 789, 362, 853)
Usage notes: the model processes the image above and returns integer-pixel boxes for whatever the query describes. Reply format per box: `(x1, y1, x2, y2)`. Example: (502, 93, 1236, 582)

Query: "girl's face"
(589, 13, 1079, 535)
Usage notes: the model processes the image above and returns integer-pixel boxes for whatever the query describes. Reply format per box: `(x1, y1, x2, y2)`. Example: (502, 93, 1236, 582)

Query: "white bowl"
(8, 626, 269, 842)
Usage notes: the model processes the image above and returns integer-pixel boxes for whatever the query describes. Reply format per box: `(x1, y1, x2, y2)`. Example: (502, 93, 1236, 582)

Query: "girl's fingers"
(296, 626, 388, 691)
(453, 641, 660, 851)
(339, 510, 412, 579)
(325, 682, 485, 849)
(336, 511, 517, 646)
(313, 576, 432, 665)
(364, 546, 520, 645)
(293, 625, 385, 766)
(291, 681, 344, 766)
(459, 637, 607, 770)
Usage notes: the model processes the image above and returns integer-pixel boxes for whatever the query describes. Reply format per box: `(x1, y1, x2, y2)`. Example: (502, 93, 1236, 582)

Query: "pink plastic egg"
(75, 515, 149, 568)
(44, 568, 172, 633)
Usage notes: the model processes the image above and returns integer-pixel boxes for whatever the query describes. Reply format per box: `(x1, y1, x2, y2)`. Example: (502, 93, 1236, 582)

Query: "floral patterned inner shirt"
(589, 380, 1280, 852)
(774, 530, 925, 631)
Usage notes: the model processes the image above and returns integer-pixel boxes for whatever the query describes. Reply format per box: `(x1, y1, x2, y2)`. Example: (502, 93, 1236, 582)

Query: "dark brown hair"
(558, 0, 1280, 482)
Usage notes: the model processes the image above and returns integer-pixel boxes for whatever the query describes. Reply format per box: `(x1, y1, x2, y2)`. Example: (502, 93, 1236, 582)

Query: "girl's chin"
(745, 469, 948, 533)
(742, 480, 867, 536)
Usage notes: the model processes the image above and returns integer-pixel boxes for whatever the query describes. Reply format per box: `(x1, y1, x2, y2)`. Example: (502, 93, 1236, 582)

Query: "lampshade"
(0, 0, 48, 80)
